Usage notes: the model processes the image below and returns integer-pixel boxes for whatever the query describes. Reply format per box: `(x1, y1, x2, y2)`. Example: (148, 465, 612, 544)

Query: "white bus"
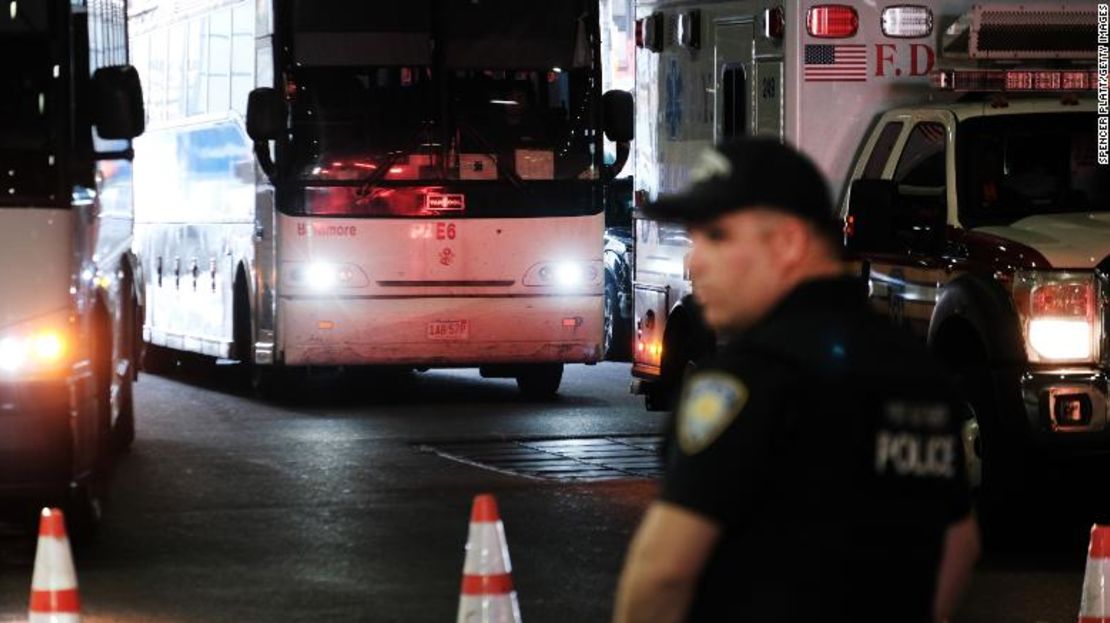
(130, 0, 633, 397)
(0, 0, 145, 530)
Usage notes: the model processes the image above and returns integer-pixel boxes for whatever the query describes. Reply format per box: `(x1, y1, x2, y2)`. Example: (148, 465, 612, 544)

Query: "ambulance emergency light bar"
(932, 68, 1098, 92)
(807, 5, 934, 39)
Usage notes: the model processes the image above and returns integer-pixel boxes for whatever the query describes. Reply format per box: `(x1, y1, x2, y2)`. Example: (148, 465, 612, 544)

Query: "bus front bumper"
(277, 294, 604, 367)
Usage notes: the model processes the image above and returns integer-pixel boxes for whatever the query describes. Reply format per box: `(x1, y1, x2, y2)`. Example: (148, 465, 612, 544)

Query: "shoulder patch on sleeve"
(677, 371, 749, 455)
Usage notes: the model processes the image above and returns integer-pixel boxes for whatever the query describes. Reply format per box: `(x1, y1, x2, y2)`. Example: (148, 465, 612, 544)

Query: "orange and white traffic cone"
(1079, 524, 1110, 623)
(457, 494, 522, 623)
(28, 508, 81, 623)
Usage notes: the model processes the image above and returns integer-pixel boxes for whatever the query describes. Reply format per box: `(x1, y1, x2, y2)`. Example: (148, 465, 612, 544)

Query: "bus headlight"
(1013, 271, 1102, 364)
(0, 330, 69, 374)
(523, 261, 602, 289)
(283, 262, 369, 291)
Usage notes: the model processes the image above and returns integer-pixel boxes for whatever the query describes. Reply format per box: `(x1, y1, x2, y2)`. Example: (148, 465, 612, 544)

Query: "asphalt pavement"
(0, 361, 1093, 621)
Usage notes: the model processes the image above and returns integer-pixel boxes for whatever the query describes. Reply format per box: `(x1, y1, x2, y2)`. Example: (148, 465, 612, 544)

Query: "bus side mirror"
(845, 179, 900, 253)
(602, 90, 634, 143)
(602, 90, 633, 181)
(92, 65, 145, 140)
(246, 88, 287, 142)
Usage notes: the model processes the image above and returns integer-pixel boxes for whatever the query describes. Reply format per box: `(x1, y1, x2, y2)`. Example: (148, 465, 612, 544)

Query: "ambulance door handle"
(254, 222, 265, 241)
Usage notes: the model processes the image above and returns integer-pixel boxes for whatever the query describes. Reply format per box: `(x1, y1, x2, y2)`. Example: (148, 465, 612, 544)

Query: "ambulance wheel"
(516, 364, 563, 399)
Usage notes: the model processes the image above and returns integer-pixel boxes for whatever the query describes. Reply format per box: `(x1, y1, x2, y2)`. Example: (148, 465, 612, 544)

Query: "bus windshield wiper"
(356, 123, 434, 197)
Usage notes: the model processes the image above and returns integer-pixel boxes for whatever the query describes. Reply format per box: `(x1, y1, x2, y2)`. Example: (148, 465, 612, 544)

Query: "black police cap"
(643, 138, 836, 230)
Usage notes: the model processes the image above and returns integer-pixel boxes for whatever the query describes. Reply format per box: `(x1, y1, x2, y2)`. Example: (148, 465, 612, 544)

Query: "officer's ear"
(762, 212, 809, 266)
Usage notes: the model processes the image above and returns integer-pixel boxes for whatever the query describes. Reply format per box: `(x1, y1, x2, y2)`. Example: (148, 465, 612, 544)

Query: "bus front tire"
(141, 343, 177, 376)
(515, 364, 563, 399)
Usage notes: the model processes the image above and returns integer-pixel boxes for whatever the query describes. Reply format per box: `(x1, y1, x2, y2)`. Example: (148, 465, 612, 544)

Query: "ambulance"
(629, 1, 1104, 495)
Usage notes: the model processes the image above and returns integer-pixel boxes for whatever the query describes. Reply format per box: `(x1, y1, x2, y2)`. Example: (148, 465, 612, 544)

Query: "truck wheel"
(516, 364, 563, 399)
(955, 364, 1029, 545)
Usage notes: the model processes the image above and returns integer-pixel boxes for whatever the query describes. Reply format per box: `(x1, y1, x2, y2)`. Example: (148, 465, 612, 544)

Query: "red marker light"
(807, 5, 859, 38)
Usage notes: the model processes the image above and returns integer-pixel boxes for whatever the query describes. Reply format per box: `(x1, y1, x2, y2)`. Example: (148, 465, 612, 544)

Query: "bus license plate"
(427, 320, 469, 341)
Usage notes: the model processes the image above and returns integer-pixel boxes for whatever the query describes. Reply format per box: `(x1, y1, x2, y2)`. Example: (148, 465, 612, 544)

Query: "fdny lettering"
(875, 431, 956, 478)
(297, 223, 358, 237)
(874, 43, 935, 78)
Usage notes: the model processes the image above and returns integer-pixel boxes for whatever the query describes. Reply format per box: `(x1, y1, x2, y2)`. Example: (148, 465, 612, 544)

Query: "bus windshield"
(957, 112, 1107, 228)
(285, 0, 601, 218)
(1, 3, 63, 203)
(289, 66, 596, 185)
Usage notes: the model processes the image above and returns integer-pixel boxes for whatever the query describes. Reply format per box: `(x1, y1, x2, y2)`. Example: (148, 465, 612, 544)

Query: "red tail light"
(807, 5, 859, 38)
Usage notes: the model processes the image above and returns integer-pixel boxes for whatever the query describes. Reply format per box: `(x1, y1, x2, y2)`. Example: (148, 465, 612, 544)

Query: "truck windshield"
(957, 113, 1106, 228)
(1, 3, 63, 204)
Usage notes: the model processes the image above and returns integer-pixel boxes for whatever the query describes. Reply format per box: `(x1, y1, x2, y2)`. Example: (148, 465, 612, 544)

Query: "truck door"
(856, 112, 957, 338)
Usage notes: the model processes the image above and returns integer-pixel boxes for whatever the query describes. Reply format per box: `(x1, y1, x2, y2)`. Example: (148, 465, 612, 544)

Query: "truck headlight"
(0, 329, 69, 374)
(1013, 271, 1101, 364)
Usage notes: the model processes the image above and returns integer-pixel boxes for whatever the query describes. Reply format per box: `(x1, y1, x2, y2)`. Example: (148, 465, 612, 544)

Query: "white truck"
(0, 0, 145, 532)
(629, 1, 1104, 496)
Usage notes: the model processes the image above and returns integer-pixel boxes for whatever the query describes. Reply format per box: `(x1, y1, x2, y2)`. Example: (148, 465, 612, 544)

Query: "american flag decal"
(804, 44, 868, 82)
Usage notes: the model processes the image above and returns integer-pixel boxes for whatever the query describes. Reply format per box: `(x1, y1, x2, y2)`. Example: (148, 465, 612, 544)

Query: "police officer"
(613, 139, 979, 623)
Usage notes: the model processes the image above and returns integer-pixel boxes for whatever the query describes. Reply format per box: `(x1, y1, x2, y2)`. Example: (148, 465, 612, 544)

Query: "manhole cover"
(420, 435, 664, 481)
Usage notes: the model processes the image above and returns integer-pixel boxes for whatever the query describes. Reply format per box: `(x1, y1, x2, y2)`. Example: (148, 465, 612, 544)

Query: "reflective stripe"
(29, 588, 81, 613)
(1079, 558, 1110, 618)
(461, 573, 514, 595)
(462, 522, 512, 575)
(456, 594, 521, 623)
(29, 613, 81, 623)
(30, 538, 78, 592)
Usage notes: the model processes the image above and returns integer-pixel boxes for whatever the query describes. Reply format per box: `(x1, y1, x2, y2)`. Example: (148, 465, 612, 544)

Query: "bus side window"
(720, 64, 746, 141)
(862, 122, 903, 180)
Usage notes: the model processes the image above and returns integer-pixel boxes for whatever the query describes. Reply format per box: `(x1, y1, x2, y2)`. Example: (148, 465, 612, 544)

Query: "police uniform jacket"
(661, 277, 972, 621)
